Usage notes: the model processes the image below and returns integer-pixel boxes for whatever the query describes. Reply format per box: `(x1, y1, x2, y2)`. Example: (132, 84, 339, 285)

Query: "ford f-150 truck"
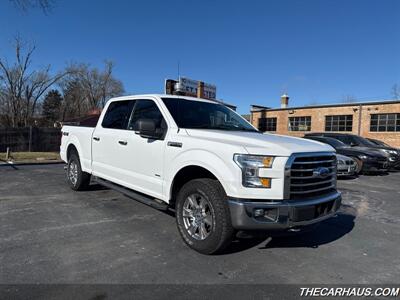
(60, 94, 341, 254)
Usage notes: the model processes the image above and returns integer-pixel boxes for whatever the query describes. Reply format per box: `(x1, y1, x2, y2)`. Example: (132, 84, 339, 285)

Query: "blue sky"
(1, 0, 399, 113)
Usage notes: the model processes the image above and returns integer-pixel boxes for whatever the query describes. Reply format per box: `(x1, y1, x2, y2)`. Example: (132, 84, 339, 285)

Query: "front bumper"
(228, 192, 341, 230)
(363, 159, 389, 171)
(388, 157, 400, 168)
(337, 164, 356, 176)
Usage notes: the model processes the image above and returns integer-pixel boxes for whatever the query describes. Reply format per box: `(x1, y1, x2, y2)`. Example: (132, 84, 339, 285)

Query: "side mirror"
(134, 119, 163, 139)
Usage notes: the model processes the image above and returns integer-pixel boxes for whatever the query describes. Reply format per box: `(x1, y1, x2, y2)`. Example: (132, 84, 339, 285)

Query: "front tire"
(67, 152, 91, 191)
(176, 178, 235, 254)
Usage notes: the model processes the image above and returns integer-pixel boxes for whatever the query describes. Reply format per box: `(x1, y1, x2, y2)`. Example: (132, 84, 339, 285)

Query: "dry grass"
(0, 152, 60, 162)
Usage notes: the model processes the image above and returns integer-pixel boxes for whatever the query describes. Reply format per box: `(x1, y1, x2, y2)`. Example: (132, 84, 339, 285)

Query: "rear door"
(92, 99, 136, 181)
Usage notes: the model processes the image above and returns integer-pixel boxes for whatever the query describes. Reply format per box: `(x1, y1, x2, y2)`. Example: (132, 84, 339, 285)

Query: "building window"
(325, 115, 353, 132)
(288, 116, 311, 131)
(258, 117, 277, 131)
(370, 113, 400, 132)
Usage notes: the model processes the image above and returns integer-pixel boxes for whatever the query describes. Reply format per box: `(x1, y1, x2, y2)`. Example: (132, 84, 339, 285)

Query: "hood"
(185, 129, 334, 156)
(360, 143, 397, 151)
(336, 154, 353, 162)
(337, 146, 387, 158)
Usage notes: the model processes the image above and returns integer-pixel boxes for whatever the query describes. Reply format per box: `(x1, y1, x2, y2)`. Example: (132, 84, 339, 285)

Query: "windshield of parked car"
(354, 135, 380, 147)
(162, 98, 258, 132)
(318, 137, 348, 149)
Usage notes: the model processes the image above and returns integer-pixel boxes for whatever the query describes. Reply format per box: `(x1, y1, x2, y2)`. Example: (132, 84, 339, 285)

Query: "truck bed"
(60, 125, 95, 173)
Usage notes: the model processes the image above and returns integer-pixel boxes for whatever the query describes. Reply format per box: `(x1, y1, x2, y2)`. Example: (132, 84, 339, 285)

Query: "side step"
(93, 177, 169, 211)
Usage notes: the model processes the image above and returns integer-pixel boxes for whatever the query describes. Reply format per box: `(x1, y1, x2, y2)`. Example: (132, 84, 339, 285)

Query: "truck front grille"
(289, 154, 337, 199)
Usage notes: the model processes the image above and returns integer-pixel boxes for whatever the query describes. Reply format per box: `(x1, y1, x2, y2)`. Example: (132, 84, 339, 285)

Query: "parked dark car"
(305, 132, 400, 169)
(367, 138, 400, 170)
(304, 135, 390, 173)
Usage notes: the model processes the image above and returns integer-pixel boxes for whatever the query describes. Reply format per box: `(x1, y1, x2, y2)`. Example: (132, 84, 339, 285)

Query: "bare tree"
(61, 61, 124, 116)
(9, 0, 54, 13)
(0, 37, 66, 127)
(99, 61, 125, 108)
(391, 84, 400, 100)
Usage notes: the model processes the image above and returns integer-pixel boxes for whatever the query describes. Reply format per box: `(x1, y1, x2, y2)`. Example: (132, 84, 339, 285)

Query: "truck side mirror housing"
(134, 119, 163, 139)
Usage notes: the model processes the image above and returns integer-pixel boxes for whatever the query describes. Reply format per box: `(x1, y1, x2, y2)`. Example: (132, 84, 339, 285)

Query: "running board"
(93, 177, 168, 211)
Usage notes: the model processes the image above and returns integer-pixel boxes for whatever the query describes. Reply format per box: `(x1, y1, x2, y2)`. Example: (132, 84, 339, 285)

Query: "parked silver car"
(336, 154, 357, 176)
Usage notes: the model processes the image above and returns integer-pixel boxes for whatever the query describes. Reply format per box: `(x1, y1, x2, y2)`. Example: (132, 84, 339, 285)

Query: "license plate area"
(291, 200, 335, 222)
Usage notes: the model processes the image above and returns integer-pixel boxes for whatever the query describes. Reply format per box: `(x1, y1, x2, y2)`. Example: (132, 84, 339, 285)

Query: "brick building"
(250, 95, 400, 148)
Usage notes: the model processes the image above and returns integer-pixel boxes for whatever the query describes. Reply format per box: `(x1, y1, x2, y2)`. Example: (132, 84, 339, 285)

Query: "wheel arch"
(67, 143, 79, 161)
(168, 165, 223, 209)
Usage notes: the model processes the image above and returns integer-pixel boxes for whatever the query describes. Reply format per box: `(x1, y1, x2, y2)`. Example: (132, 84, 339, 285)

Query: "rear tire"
(176, 178, 235, 254)
(67, 152, 91, 191)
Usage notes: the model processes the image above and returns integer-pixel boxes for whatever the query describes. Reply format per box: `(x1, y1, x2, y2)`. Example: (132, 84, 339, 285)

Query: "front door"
(116, 99, 168, 199)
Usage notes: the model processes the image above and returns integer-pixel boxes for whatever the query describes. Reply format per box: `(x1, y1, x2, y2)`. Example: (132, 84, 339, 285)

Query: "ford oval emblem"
(313, 167, 330, 178)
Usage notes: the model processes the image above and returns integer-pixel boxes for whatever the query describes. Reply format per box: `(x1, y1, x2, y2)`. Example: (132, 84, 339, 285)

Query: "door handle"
(118, 140, 128, 146)
(93, 136, 100, 141)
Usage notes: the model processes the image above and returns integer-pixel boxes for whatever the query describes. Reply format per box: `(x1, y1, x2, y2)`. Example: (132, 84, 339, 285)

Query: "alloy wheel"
(182, 193, 214, 240)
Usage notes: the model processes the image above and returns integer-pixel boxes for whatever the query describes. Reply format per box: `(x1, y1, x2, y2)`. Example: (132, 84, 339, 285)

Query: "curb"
(0, 160, 64, 167)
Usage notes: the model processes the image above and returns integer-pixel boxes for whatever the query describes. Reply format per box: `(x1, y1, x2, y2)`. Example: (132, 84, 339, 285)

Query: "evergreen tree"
(42, 89, 62, 125)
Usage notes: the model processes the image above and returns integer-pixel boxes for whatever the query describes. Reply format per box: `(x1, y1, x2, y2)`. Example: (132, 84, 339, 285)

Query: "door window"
(102, 100, 135, 129)
(128, 100, 166, 131)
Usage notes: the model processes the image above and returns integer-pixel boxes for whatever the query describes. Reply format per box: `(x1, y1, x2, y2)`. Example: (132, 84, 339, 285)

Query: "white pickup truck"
(60, 94, 341, 254)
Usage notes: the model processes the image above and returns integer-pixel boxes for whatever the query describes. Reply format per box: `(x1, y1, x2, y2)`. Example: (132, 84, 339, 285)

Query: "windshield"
(321, 137, 348, 148)
(162, 98, 258, 132)
(354, 135, 379, 147)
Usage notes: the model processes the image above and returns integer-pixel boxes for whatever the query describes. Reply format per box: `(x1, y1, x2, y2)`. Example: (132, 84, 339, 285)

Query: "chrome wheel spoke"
(204, 215, 212, 226)
(188, 224, 199, 236)
(199, 222, 207, 239)
(182, 207, 194, 218)
(187, 195, 198, 209)
(198, 197, 207, 211)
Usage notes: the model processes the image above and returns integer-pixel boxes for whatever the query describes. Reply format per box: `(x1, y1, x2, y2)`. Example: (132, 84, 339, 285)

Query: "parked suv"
(305, 133, 399, 169)
(61, 95, 341, 254)
(304, 135, 389, 173)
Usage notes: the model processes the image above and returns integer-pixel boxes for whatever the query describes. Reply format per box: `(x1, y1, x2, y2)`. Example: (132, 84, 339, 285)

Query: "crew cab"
(60, 94, 342, 254)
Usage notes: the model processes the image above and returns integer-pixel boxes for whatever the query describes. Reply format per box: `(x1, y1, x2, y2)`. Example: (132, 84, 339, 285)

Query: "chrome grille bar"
(290, 178, 335, 187)
(291, 159, 336, 165)
(290, 171, 336, 179)
(284, 152, 337, 200)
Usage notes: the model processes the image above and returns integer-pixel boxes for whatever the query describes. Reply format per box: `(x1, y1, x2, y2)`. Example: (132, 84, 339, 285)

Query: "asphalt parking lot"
(1, 164, 399, 284)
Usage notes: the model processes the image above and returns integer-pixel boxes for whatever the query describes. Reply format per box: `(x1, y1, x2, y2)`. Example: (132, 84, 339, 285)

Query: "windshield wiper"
(208, 125, 252, 131)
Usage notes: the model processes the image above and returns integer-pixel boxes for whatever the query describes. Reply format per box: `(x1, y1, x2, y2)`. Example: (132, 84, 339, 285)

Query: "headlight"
(381, 149, 397, 155)
(359, 155, 368, 160)
(337, 160, 345, 165)
(233, 154, 274, 188)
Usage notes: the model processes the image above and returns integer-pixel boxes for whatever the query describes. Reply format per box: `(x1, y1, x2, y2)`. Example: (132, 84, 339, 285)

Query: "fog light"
(264, 207, 278, 221)
(254, 209, 264, 217)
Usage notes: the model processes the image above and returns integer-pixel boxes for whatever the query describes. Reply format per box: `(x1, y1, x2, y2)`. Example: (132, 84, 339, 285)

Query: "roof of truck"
(109, 94, 236, 108)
